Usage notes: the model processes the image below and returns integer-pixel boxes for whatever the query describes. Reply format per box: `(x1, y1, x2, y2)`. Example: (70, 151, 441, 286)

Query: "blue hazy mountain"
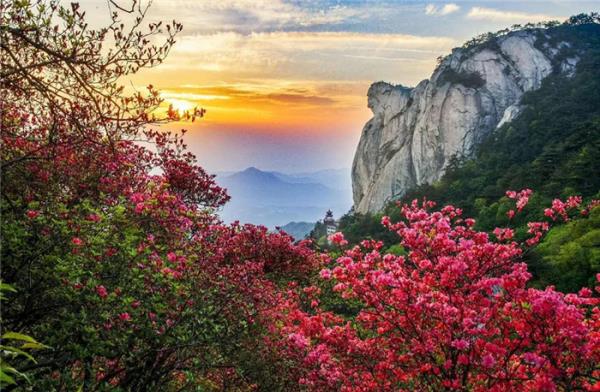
(216, 167, 352, 228)
(287, 168, 352, 191)
(279, 221, 316, 240)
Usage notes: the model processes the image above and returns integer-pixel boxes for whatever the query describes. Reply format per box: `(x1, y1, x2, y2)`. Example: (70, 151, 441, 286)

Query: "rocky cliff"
(352, 29, 581, 213)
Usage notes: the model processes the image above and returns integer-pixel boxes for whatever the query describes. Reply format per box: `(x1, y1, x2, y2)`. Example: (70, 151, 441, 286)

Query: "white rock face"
(352, 30, 577, 213)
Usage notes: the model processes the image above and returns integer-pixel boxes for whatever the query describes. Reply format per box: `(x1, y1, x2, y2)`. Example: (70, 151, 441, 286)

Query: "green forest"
(337, 22, 600, 292)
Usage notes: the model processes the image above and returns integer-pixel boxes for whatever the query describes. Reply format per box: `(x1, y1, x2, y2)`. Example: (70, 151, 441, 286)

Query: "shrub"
(438, 69, 486, 89)
(274, 193, 600, 391)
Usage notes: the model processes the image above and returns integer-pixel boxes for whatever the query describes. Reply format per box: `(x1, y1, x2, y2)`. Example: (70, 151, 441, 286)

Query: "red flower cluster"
(328, 232, 348, 246)
(544, 196, 583, 221)
(506, 188, 533, 219)
(272, 195, 600, 391)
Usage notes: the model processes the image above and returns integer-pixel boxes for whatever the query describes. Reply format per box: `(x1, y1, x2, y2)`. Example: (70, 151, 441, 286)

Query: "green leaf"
(0, 283, 17, 293)
(0, 363, 29, 383)
(0, 370, 16, 385)
(20, 342, 48, 350)
(1, 332, 38, 344)
(0, 283, 17, 301)
(0, 345, 36, 362)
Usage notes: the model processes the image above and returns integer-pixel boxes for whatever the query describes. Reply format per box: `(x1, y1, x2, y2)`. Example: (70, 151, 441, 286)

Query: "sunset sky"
(83, 0, 597, 173)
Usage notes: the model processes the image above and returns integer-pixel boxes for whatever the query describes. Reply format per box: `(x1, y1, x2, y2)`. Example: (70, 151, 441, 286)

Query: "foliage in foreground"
(0, 283, 47, 387)
(1, 1, 316, 389)
(275, 194, 600, 391)
(1, 1, 599, 390)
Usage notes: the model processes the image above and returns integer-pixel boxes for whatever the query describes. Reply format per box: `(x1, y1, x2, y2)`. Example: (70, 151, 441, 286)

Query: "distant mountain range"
(279, 222, 315, 240)
(215, 167, 352, 230)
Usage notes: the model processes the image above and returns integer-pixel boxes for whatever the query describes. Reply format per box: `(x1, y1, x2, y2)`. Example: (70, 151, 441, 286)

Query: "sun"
(169, 99, 195, 113)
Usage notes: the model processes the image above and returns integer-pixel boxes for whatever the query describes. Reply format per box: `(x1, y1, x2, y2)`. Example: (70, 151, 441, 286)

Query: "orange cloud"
(149, 81, 370, 133)
(124, 30, 453, 136)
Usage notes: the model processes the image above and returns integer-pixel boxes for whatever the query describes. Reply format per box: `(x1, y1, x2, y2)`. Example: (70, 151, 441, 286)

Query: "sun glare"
(169, 99, 195, 113)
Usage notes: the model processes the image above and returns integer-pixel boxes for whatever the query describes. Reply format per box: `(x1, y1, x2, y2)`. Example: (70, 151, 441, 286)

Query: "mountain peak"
(352, 23, 592, 213)
(236, 166, 267, 177)
(226, 166, 280, 184)
(243, 166, 261, 173)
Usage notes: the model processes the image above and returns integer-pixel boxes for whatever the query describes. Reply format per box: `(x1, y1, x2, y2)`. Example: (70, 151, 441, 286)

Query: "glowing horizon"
(79, 0, 595, 172)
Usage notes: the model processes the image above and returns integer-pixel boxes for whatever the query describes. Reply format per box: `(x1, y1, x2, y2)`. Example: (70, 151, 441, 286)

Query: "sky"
(81, 0, 598, 173)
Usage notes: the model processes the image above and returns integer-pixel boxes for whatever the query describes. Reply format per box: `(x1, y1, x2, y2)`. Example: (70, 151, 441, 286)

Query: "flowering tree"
(274, 193, 600, 391)
(0, 1, 317, 389)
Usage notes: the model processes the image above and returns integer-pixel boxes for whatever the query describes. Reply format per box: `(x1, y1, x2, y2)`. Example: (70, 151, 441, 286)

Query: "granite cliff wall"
(352, 30, 580, 213)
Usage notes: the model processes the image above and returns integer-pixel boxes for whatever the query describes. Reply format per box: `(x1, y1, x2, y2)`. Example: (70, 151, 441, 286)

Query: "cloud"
(342, 54, 431, 62)
(265, 93, 335, 105)
(143, 0, 365, 34)
(137, 29, 457, 130)
(161, 91, 232, 101)
(466, 7, 564, 23)
(425, 3, 460, 16)
(158, 31, 456, 84)
(171, 31, 455, 59)
(161, 84, 337, 110)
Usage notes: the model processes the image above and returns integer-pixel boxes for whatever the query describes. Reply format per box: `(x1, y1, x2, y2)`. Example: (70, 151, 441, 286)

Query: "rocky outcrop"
(352, 30, 581, 213)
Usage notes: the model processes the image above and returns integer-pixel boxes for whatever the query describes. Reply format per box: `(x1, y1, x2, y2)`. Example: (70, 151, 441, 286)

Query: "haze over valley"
(216, 167, 352, 228)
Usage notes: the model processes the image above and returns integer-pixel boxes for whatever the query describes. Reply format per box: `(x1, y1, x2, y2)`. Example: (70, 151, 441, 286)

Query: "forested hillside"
(339, 21, 600, 292)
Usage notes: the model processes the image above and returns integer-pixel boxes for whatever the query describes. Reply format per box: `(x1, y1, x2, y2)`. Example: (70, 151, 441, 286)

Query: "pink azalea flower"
(288, 333, 309, 349)
(86, 213, 101, 222)
(482, 354, 496, 368)
(96, 285, 108, 298)
(119, 312, 131, 322)
(451, 339, 469, 350)
(328, 232, 348, 246)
